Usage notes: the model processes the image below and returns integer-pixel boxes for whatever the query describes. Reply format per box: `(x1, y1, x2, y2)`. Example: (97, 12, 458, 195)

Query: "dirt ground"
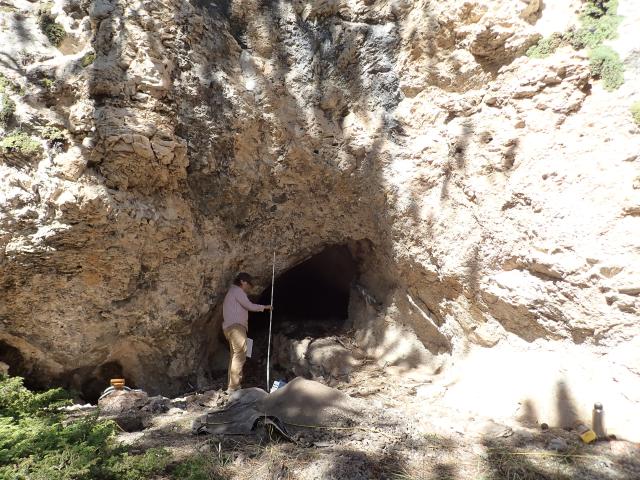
(114, 343, 640, 480)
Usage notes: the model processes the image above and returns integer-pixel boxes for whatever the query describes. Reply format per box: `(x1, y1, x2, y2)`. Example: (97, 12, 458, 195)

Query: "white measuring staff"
(266, 250, 276, 391)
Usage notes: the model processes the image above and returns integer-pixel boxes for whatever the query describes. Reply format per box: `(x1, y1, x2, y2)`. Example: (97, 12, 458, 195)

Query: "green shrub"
(0, 74, 25, 95)
(568, 0, 621, 49)
(0, 74, 9, 94)
(0, 131, 41, 155)
(589, 45, 624, 90)
(0, 375, 71, 417)
(538, 0, 622, 52)
(0, 95, 15, 125)
(102, 448, 171, 480)
(567, 17, 621, 49)
(41, 125, 67, 146)
(631, 102, 640, 126)
(81, 52, 96, 67)
(526, 33, 565, 58)
(0, 415, 117, 480)
(0, 375, 171, 480)
(38, 7, 66, 47)
(172, 454, 224, 480)
(41, 78, 54, 91)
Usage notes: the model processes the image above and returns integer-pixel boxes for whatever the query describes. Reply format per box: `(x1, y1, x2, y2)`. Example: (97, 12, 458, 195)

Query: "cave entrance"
(0, 341, 46, 391)
(243, 245, 357, 386)
(0, 341, 29, 378)
(255, 244, 356, 336)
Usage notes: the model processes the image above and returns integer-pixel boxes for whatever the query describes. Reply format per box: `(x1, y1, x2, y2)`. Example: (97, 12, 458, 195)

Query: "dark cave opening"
(78, 360, 127, 403)
(0, 340, 134, 403)
(0, 341, 31, 382)
(242, 245, 357, 387)
(252, 244, 356, 335)
(0, 341, 47, 392)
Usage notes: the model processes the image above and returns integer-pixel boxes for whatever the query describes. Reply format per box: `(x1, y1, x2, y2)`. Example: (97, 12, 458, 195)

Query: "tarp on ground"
(192, 377, 362, 436)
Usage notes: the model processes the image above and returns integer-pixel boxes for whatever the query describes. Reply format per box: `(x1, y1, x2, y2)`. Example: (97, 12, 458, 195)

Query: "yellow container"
(580, 429, 597, 443)
(576, 423, 597, 443)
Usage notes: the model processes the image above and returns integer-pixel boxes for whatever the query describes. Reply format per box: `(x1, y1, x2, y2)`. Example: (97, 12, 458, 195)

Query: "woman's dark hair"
(233, 272, 253, 286)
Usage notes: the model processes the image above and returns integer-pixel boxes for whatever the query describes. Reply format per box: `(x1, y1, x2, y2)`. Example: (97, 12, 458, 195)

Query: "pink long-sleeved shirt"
(222, 284, 265, 330)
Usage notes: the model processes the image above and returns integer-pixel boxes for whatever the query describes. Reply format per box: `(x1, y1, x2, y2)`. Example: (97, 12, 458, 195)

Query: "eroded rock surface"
(1, 0, 639, 438)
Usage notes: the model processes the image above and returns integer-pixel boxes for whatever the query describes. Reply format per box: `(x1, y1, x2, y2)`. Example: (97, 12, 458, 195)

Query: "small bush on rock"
(0, 94, 16, 126)
(570, 0, 621, 49)
(0, 74, 22, 96)
(0, 74, 10, 94)
(41, 125, 67, 146)
(81, 52, 96, 67)
(0, 131, 41, 155)
(567, 0, 620, 49)
(41, 78, 55, 91)
(525, 0, 624, 91)
(631, 102, 640, 126)
(589, 45, 624, 91)
(526, 33, 565, 58)
(38, 7, 66, 47)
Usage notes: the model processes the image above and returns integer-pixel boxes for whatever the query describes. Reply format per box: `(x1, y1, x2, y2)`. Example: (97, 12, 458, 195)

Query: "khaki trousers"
(223, 325, 247, 391)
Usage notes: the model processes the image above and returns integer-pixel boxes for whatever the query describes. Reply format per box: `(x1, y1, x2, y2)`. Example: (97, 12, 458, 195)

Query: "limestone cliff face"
(1, 0, 639, 403)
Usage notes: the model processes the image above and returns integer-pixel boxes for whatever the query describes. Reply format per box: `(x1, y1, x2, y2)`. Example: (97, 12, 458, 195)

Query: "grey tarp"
(192, 387, 268, 435)
(192, 377, 362, 436)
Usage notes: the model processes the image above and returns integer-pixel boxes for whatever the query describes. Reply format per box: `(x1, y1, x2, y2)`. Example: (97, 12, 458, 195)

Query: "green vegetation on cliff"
(0, 131, 41, 155)
(40, 77, 55, 91)
(38, 5, 66, 47)
(81, 52, 96, 67)
(526, 0, 624, 90)
(569, 0, 621, 49)
(41, 125, 67, 147)
(0, 73, 24, 96)
(0, 74, 17, 124)
(0, 74, 12, 94)
(631, 102, 640, 125)
(526, 33, 566, 59)
(589, 45, 624, 91)
(527, 0, 621, 58)
(0, 95, 15, 126)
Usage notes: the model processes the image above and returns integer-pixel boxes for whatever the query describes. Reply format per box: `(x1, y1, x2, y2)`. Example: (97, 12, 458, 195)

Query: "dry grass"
(483, 445, 573, 480)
